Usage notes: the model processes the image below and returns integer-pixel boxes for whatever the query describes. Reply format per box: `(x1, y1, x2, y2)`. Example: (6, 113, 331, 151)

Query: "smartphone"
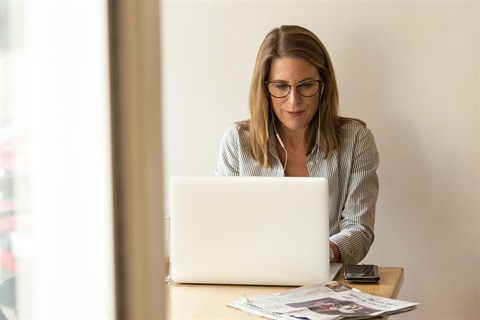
(344, 264, 380, 283)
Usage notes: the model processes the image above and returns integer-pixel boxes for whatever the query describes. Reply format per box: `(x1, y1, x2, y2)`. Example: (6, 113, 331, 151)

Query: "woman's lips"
(286, 110, 305, 117)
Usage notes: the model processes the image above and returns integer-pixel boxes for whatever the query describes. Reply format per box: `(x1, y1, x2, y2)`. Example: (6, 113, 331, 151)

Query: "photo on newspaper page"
(229, 281, 418, 320)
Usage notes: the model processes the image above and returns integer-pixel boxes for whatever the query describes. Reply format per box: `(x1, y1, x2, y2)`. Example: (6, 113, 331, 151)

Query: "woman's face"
(267, 57, 321, 135)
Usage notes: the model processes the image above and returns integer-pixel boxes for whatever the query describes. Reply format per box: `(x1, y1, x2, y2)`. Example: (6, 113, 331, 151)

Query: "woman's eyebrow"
(268, 77, 317, 84)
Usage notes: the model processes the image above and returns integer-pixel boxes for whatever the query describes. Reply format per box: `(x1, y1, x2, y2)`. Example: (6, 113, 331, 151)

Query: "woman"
(215, 25, 379, 265)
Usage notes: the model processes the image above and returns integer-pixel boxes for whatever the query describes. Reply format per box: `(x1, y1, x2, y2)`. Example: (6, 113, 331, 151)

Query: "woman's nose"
(288, 87, 302, 104)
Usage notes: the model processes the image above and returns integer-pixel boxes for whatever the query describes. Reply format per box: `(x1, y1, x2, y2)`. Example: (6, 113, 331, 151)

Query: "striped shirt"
(215, 121, 379, 264)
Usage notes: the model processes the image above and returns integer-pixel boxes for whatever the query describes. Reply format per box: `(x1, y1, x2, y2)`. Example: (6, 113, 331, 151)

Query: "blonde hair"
(238, 25, 364, 168)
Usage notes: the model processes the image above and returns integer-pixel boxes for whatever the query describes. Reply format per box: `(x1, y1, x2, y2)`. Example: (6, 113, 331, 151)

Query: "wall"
(161, 2, 479, 318)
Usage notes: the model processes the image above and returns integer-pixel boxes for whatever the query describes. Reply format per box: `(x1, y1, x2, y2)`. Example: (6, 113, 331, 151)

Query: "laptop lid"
(169, 176, 330, 286)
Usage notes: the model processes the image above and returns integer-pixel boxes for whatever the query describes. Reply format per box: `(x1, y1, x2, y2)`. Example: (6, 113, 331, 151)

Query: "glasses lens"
(297, 81, 320, 97)
(267, 80, 321, 98)
(267, 82, 290, 98)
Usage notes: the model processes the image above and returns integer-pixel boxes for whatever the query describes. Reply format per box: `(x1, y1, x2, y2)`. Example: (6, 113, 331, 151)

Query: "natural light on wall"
(1, 1, 115, 318)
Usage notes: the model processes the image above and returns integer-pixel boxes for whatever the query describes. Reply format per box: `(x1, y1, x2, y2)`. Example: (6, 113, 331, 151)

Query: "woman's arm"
(330, 126, 379, 264)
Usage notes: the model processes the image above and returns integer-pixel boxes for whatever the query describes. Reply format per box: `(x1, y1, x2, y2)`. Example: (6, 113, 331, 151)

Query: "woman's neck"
(275, 125, 307, 151)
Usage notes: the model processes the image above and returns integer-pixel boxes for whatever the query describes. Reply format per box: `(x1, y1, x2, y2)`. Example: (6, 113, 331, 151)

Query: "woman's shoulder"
(220, 121, 250, 145)
(223, 121, 249, 137)
(339, 118, 378, 157)
(340, 118, 373, 138)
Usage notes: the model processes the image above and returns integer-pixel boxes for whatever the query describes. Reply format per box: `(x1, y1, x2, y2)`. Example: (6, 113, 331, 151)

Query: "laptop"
(169, 176, 341, 286)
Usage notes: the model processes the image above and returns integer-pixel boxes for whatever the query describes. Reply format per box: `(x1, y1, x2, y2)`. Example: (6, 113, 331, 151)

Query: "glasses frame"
(265, 79, 323, 98)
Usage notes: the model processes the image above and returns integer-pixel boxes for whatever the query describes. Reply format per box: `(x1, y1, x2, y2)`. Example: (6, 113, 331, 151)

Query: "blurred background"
(1, 1, 114, 318)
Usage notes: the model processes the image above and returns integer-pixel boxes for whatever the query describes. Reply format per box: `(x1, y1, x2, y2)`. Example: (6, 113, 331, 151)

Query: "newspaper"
(229, 281, 418, 320)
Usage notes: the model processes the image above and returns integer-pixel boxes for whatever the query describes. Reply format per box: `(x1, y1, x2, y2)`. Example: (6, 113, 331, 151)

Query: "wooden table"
(166, 267, 404, 319)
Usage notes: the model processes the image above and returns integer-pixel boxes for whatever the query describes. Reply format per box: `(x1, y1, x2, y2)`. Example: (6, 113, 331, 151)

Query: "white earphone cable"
(271, 108, 288, 171)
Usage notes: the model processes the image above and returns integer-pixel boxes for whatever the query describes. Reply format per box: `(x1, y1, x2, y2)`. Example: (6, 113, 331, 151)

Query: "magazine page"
(229, 281, 418, 320)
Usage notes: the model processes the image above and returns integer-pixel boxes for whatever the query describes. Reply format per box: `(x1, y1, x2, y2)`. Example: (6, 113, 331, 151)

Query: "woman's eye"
(275, 83, 289, 90)
(298, 82, 314, 89)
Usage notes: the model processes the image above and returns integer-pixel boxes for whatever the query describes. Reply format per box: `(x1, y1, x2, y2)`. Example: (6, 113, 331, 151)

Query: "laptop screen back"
(169, 176, 329, 286)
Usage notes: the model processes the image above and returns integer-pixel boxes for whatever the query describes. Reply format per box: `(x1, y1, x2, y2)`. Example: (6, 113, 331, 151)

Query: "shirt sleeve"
(330, 126, 379, 264)
(215, 125, 241, 176)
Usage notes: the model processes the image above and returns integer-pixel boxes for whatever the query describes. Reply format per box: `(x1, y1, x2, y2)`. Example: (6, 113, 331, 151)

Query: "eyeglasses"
(265, 80, 322, 98)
